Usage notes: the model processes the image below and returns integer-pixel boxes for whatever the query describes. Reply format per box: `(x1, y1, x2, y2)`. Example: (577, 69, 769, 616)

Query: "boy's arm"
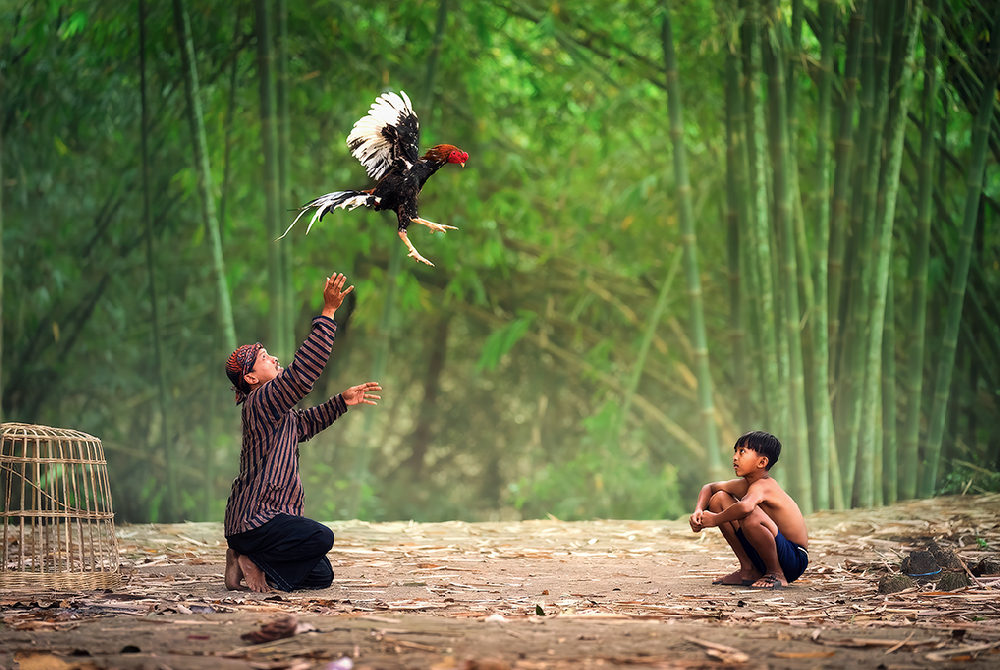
(699, 478, 771, 527)
(690, 478, 748, 532)
(694, 478, 748, 510)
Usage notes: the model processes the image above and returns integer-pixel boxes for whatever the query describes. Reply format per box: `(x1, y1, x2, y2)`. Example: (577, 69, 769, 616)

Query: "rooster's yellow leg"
(411, 217, 458, 233)
(398, 230, 434, 266)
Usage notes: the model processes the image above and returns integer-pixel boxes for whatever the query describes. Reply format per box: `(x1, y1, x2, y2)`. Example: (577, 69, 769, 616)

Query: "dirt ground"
(2, 494, 999, 670)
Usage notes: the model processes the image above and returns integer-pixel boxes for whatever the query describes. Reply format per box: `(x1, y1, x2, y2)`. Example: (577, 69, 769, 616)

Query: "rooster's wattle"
(282, 90, 468, 267)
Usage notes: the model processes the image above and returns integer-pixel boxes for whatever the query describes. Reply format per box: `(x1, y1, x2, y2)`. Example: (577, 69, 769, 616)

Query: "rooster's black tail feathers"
(277, 190, 380, 240)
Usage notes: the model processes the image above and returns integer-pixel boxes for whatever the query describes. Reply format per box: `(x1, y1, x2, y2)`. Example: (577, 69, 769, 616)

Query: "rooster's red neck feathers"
(423, 144, 468, 167)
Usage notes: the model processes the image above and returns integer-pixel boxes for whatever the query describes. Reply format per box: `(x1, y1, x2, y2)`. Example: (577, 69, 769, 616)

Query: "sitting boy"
(689, 431, 808, 589)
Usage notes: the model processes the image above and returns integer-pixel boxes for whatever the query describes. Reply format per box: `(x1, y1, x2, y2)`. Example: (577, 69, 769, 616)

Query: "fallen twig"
(681, 635, 749, 663)
(926, 640, 1000, 662)
(884, 629, 916, 654)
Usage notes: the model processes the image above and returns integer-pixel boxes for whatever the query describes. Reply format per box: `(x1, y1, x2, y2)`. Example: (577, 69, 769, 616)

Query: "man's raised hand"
(322, 272, 355, 318)
(342, 381, 382, 407)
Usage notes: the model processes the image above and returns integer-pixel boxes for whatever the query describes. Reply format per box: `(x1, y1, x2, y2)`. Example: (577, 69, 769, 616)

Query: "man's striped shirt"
(224, 316, 347, 536)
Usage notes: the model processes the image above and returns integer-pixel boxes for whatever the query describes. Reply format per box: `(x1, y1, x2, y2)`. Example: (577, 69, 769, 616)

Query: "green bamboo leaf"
(476, 313, 537, 372)
(58, 11, 87, 40)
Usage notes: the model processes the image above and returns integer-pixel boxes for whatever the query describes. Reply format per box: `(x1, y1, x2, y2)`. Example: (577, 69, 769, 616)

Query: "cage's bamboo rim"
(1, 422, 102, 443)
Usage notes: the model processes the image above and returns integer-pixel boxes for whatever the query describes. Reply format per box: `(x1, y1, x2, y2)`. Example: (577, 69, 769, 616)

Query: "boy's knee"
(741, 507, 778, 535)
(708, 490, 731, 511)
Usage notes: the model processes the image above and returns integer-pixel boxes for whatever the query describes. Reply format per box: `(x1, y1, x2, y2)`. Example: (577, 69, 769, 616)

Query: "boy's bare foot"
(225, 549, 249, 591)
(712, 569, 760, 586)
(238, 554, 274, 593)
(750, 573, 787, 589)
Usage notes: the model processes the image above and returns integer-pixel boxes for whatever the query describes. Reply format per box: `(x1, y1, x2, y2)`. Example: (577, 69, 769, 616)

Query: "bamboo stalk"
(899, 0, 943, 500)
(811, 0, 837, 510)
(276, 0, 294, 360)
(828, 1, 865, 362)
(722, 9, 753, 426)
(740, 0, 782, 434)
(833, 2, 872, 497)
(171, 0, 237, 357)
(140, 0, 174, 522)
(842, 0, 891, 504)
(881, 274, 897, 504)
(784, 0, 821, 510)
(255, 0, 290, 362)
(763, 0, 812, 512)
(663, 1, 723, 478)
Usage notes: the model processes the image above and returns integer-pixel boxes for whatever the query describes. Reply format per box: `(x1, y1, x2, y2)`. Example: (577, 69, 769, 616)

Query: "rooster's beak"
(460, 163, 465, 168)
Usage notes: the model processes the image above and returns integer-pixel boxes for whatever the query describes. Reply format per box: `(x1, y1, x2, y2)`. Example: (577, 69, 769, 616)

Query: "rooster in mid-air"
(282, 90, 468, 267)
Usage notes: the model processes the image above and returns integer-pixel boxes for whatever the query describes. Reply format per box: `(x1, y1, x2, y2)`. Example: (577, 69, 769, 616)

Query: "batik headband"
(225, 342, 262, 405)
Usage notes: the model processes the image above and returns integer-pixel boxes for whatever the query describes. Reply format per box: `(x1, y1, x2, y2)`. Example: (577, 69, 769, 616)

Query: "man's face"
(246, 347, 282, 387)
(733, 444, 767, 476)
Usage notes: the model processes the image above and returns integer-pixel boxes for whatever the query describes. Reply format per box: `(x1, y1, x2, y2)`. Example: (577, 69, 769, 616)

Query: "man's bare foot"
(750, 572, 787, 589)
(238, 554, 274, 593)
(225, 548, 249, 591)
(712, 569, 761, 586)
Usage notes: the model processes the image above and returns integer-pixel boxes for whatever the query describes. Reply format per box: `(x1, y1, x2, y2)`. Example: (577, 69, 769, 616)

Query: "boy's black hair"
(735, 431, 781, 470)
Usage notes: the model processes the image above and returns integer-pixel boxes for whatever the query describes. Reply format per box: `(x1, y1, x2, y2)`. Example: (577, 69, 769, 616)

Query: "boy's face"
(245, 347, 282, 387)
(733, 443, 768, 476)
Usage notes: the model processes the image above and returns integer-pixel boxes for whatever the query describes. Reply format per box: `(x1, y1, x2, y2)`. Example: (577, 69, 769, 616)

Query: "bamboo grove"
(704, 0, 1000, 512)
(1, 0, 998, 523)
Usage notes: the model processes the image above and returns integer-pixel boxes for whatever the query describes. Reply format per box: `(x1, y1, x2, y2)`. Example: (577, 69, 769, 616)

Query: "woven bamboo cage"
(1, 422, 120, 589)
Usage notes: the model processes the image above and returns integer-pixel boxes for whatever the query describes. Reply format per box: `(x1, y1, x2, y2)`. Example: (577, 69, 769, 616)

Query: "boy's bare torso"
(729, 476, 809, 549)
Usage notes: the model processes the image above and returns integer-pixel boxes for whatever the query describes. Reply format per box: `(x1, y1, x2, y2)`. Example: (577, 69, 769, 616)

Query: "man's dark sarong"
(226, 513, 334, 591)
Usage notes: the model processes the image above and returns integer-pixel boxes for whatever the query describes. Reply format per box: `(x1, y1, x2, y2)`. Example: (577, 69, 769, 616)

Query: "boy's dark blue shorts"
(736, 528, 809, 583)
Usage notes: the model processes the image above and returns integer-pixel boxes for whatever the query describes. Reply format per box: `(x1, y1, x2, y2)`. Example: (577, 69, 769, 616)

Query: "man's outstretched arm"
(295, 382, 382, 441)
